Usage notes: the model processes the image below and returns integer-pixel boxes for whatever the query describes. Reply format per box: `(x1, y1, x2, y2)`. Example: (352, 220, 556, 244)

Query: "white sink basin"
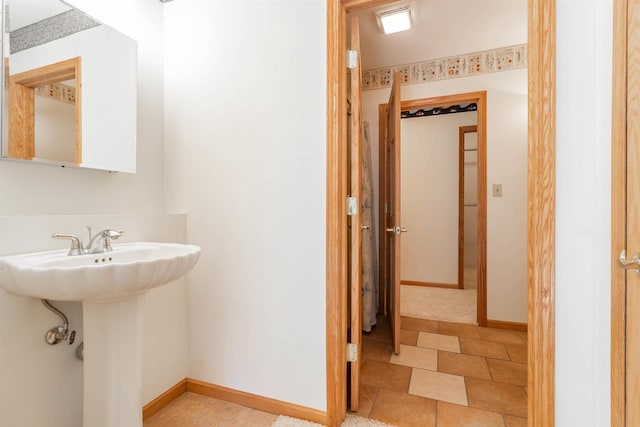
(0, 242, 200, 303)
(0, 241, 201, 427)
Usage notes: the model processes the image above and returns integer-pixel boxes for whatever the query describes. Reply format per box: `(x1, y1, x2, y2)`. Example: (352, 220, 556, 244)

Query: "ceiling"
(7, 0, 169, 32)
(7, 0, 71, 31)
(348, 0, 527, 70)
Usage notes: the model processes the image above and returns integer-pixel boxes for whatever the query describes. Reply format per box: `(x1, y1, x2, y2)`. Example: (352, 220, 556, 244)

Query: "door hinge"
(347, 343, 358, 362)
(384, 203, 388, 215)
(619, 249, 640, 273)
(347, 50, 358, 69)
(347, 196, 358, 216)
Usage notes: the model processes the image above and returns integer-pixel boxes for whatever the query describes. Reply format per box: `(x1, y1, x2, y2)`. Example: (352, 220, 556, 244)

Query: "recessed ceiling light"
(375, 4, 415, 35)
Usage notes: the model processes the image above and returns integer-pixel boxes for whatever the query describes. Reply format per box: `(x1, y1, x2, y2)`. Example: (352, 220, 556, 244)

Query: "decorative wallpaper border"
(362, 44, 527, 91)
(10, 9, 100, 54)
(36, 83, 76, 105)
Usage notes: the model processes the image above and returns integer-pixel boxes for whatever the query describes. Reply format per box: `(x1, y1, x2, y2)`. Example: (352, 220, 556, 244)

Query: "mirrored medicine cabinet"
(0, 0, 138, 172)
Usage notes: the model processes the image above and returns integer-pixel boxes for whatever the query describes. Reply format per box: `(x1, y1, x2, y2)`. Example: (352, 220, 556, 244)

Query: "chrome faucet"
(86, 228, 124, 254)
(51, 227, 124, 255)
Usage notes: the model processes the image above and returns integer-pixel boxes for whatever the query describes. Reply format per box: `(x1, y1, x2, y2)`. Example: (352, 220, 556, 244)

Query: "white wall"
(555, 0, 612, 425)
(400, 111, 476, 285)
(163, 0, 327, 411)
(0, 1, 189, 426)
(364, 69, 528, 322)
(34, 96, 76, 162)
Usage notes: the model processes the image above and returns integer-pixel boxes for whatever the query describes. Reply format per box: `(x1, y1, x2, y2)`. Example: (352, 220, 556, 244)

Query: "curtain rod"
(401, 103, 477, 119)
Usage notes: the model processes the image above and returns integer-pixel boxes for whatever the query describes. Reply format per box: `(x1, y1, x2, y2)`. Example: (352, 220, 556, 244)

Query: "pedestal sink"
(0, 242, 200, 427)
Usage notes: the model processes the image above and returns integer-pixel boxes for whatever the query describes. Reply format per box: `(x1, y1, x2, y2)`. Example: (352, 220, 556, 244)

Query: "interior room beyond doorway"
(399, 107, 479, 325)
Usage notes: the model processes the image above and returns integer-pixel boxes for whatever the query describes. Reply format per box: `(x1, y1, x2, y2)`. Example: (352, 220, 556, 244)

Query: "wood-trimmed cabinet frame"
(327, 0, 555, 426)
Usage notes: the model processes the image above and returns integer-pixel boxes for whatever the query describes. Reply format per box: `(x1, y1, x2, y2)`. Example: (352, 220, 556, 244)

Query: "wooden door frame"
(8, 56, 82, 164)
(326, 2, 348, 425)
(378, 93, 487, 326)
(348, 15, 363, 412)
(527, 0, 556, 424)
(611, 0, 627, 425)
(326, 1, 556, 426)
(459, 125, 479, 290)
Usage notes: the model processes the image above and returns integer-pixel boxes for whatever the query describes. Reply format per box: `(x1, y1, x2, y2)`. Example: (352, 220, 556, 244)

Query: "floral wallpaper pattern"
(362, 44, 527, 91)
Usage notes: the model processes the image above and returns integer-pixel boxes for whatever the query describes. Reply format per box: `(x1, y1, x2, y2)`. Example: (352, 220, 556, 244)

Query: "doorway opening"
(378, 92, 487, 327)
(460, 124, 479, 288)
(326, 0, 556, 426)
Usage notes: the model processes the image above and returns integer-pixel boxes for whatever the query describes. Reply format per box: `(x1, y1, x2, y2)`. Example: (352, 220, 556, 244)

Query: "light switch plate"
(493, 184, 503, 197)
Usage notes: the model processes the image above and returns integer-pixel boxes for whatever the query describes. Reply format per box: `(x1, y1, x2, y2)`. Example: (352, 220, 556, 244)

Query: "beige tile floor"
(144, 315, 528, 427)
(353, 315, 528, 427)
(144, 392, 277, 427)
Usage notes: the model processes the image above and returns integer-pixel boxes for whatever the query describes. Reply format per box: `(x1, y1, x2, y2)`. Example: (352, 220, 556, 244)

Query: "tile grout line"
(366, 387, 380, 421)
(487, 353, 496, 381)
(460, 331, 470, 406)
(463, 376, 471, 407)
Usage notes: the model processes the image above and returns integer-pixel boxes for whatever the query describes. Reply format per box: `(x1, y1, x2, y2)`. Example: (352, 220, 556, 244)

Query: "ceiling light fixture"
(375, 4, 415, 35)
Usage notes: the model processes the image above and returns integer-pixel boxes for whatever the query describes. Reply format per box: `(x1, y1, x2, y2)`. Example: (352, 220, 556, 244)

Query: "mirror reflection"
(1, 0, 138, 172)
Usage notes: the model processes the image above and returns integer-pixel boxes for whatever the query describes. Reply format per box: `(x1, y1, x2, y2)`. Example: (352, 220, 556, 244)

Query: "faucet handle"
(51, 234, 86, 256)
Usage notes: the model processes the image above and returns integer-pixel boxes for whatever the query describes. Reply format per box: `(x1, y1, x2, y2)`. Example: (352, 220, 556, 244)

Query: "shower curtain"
(362, 121, 379, 332)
